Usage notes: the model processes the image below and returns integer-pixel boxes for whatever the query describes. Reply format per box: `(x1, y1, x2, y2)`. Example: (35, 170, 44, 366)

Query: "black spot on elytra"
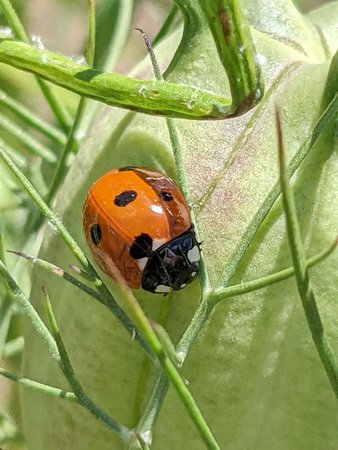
(90, 224, 101, 246)
(114, 190, 137, 207)
(159, 191, 173, 201)
(129, 233, 153, 259)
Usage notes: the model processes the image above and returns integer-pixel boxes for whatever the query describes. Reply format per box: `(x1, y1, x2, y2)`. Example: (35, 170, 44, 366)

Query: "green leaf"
(22, 1, 338, 449)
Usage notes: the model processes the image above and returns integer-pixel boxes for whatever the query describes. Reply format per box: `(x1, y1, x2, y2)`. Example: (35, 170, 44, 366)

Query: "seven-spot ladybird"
(83, 167, 200, 294)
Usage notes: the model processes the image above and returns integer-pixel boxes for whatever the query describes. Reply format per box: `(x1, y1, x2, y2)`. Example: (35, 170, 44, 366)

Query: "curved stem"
(276, 107, 338, 399)
(210, 238, 338, 304)
(198, 0, 264, 113)
(0, 38, 232, 119)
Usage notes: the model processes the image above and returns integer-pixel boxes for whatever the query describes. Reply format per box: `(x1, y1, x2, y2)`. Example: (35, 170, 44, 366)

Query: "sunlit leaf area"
(0, 1, 337, 449)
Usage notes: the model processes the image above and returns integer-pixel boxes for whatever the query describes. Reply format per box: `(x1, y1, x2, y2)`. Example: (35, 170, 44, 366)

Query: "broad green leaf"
(22, 1, 338, 449)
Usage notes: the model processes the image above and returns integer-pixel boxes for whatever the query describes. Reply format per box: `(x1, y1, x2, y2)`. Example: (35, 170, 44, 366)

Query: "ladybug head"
(141, 229, 200, 294)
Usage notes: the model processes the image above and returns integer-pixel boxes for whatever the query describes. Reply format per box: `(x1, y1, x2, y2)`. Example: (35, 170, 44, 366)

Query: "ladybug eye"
(114, 190, 137, 207)
(90, 224, 102, 246)
(159, 191, 173, 201)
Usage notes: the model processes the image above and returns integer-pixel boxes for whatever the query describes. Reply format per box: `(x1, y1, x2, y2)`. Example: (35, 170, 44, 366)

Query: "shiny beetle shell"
(83, 167, 200, 293)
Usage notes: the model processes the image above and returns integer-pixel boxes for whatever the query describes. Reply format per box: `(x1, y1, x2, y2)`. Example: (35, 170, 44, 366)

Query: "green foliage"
(0, 1, 337, 449)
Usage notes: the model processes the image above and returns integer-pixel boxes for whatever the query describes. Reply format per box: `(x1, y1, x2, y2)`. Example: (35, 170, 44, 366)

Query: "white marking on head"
(137, 257, 148, 271)
(187, 245, 200, 263)
(191, 272, 197, 277)
(180, 283, 187, 289)
(155, 284, 172, 293)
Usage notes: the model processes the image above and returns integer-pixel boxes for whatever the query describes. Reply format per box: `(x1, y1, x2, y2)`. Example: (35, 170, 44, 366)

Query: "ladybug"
(83, 167, 200, 294)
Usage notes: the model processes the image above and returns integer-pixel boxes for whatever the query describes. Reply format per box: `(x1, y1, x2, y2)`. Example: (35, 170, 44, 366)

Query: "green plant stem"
(135, 372, 169, 440)
(68, 263, 102, 286)
(0, 0, 264, 120)
(0, 89, 66, 145)
(137, 28, 212, 294)
(0, 259, 60, 361)
(0, 137, 26, 167)
(136, 237, 337, 435)
(0, 367, 78, 402)
(176, 299, 213, 362)
(0, 112, 57, 163)
(198, 0, 263, 113)
(136, 300, 212, 440)
(43, 286, 132, 441)
(218, 92, 338, 287)
(0, 146, 88, 268)
(0, 296, 12, 358)
(86, 0, 96, 67)
(276, 107, 338, 400)
(136, 28, 189, 198)
(79, 0, 134, 136)
(0, 0, 71, 131)
(0, 146, 152, 358)
(0, 226, 5, 262)
(46, 0, 96, 205)
(45, 96, 86, 204)
(8, 250, 110, 309)
(98, 0, 132, 72)
(210, 238, 338, 304)
(109, 268, 220, 450)
(0, 231, 15, 359)
(0, 38, 233, 119)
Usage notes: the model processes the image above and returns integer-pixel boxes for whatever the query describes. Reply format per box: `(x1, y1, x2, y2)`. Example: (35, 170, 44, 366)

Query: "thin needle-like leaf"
(86, 0, 96, 67)
(0, 89, 66, 145)
(45, 0, 97, 206)
(105, 253, 220, 450)
(0, 147, 152, 356)
(42, 286, 132, 442)
(0, 112, 57, 163)
(0, 259, 60, 361)
(0, 0, 71, 130)
(137, 28, 211, 293)
(276, 106, 338, 399)
(0, 367, 78, 402)
(7, 250, 107, 307)
(79, 0, 134, 135)
(210, 237, 338, 304)
(0, 137, 26, 167)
